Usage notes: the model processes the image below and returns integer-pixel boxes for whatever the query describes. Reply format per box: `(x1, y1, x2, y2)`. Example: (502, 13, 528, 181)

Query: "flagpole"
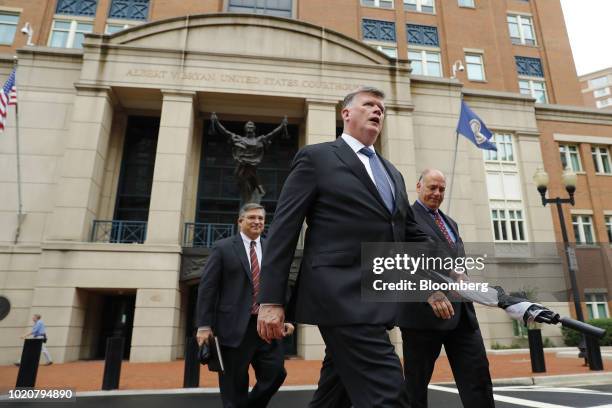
(446, 131, 460, 215)
(13, 57, 23, 244)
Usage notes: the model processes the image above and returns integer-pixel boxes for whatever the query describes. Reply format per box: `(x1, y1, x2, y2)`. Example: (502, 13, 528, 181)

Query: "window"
(519, 79, 548, 103)
(407, 24, 439, 46)
(362, 19, 396, 42)
(592, 146, 612, 173)
(228, 0, 292, 17)
(491, 208, 525, 241)
(362, 0, 394, 9)
(56, 0, 97, 16)
(512, 319, 528, 337)
(465, 53, 485, 81)
(572, 215, 594, 244)
(0, 13, 19, 45)
(458, 0, 475, 7)
(594, 88, 610, 98)
(49, 19, 93, 49)
(484, 134, 514, 162)
(559, 144, 582, 171)
(596, 98, 612, 109)
(404, 0, 435, 13)
(372, 44, 398, 58)
(515, 56, 544, 77)
(585, 293, 609, 319)
(507, 14, 535, 45)
(589, 76, 609, 89)
(408, 50, 441, 77)
(109, 0, 149, 21)
(606, 215, 612, 242)
(105, 23, 131, 34)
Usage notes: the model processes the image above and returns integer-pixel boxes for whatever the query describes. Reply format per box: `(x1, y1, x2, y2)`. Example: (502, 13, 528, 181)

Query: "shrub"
(561, 318, 612, 346)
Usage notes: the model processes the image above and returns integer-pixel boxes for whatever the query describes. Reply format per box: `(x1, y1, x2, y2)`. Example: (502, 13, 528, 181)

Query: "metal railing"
(183, 223, 236, 248)
(91, 220, 147, 244)
(182, 222, 305, 248)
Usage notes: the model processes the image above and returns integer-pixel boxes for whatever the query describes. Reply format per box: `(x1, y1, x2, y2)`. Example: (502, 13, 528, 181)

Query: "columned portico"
(146, 90, 196, 245)
(46, 85, 116, 242)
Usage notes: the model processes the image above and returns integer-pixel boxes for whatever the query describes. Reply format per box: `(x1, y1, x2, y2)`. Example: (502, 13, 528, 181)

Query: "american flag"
(0, 68, 17, 132)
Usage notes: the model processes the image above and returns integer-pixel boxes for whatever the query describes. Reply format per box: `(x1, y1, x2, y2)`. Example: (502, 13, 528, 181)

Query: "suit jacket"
(259, 137, 430, 326)
(396, 202, 479, 330)
(196, 234, 262, 348)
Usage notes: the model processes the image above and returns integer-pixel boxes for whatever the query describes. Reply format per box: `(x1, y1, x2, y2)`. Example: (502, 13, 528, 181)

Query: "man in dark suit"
(397, 169, 494, 408)
(256, 87, 430, 408)
(196, 203, 294, 408)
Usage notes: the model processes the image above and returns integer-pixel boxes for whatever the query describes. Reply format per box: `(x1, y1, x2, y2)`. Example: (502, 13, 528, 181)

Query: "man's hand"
(257, 305, 285, 343)
(282, 322, 295, 337)
(196, 328, 213, 347)
(427, 291, 454, 320)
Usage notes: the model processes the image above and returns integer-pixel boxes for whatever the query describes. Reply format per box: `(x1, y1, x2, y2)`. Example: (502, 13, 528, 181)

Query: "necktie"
(432, 211, 454, 246)
(250, 240, 260, 314)
(359, 148, 395, 213)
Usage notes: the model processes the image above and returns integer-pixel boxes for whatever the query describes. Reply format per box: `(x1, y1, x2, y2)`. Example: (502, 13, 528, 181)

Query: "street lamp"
(533, 168, 603, 370)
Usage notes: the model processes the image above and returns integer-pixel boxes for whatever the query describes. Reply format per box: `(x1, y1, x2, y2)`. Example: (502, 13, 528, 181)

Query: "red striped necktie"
(432, 211, 454, 246)
(250, 240, 260, 314)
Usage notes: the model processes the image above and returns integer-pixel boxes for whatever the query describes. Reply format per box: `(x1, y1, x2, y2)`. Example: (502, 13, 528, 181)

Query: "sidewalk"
(1, 352, 610, 393)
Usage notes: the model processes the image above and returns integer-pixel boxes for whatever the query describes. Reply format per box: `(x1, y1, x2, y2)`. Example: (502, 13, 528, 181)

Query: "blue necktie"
(359, 148, 395, 213)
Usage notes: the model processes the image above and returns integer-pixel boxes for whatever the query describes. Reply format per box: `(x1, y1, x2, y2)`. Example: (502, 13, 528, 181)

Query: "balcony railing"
(183, 223, 236, 248)
(183, 222, 305, 249)
(91, 220, 147, 244)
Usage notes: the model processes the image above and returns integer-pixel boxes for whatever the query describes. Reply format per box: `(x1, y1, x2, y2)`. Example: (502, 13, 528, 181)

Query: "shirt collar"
(341, 133, 376, 156)
(416, 199, 439, 215)
(240, 231, 261, 246)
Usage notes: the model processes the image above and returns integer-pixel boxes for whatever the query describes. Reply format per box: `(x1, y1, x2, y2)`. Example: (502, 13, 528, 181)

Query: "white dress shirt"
(340, 133, 396, 196)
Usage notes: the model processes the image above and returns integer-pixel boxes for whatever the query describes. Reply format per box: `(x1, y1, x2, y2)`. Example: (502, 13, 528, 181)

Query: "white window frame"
(572, 214, 595, 244)
(507, 14, 536, 46)
(490, 205, 526, 242)
(0, 11, 19, 45)
(408, 47, 442, 77)
(606, 215, 612, 242)
(458, 0, 475, 8)
(484, 133, 514, 162)
(465, 53, 485, 81)
(589, 76, 609, 89)
(558, 144, 582, 172)
(404, 0, 435, 13)
(519, 77, 548, 104)
(49, 17, 94, 49)
(596, 98, 612, 109)
(585, 293, 609, 319)
(594, 87, 610, 98)
(366, 40, 397, 58)
(591, 146, 612, 174)
(361, 0, 394, 8)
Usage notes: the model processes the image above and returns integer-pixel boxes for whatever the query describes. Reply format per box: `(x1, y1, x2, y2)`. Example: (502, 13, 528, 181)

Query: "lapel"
(332, 137, 392, 217)
(414, 202, 448, 243)
(232, 234, 252, 284)
(438, 210, 459, 241)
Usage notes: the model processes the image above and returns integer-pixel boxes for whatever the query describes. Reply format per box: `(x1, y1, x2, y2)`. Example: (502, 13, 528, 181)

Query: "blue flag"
(456, 100, 496, 151)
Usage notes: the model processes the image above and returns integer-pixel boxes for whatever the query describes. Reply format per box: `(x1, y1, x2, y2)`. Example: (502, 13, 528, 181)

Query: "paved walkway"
(0, 352, 609, 392)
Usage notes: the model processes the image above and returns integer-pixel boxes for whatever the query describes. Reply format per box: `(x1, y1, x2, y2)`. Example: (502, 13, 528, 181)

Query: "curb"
(433, 371, 612, 387)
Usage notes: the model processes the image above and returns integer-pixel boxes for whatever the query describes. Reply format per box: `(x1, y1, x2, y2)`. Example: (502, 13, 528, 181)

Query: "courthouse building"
(0, 0, 610, 363)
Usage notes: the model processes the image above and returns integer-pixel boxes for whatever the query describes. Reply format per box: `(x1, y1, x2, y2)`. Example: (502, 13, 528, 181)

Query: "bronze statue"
(209, 113, 288, 204)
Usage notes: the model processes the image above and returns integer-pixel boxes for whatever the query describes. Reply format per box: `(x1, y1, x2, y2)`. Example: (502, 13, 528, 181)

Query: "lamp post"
(533, 168, 603, 370)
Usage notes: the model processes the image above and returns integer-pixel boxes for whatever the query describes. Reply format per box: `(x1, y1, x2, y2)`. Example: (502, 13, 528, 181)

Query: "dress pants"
(312, 325, 409, 408)
(219, 316, 286, 408)
(401, 312, 494, 408)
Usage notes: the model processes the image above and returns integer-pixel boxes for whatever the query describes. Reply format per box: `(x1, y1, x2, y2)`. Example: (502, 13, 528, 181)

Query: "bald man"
(397, 169, 494, 408)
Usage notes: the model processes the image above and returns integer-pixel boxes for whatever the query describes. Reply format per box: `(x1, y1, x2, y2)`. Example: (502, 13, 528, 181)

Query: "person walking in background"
(20, 313, 52, 366)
